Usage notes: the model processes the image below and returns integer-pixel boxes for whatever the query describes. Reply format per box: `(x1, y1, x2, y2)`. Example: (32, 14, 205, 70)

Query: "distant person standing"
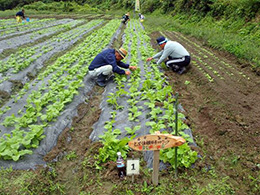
(15, 9, 25, 23)
(122, 12, 130, 24)
(146, 36, 191, 75)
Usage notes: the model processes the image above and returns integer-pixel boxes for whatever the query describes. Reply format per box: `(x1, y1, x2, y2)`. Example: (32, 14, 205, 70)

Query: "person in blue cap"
(88, 47, 137, 87)
(146, 36, 191, 74)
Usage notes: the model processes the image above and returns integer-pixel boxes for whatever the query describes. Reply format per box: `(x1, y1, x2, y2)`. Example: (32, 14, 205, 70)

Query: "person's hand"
(129, 66, 137, 70)
(125, 70, 131, 75)
(146, 57, 153, 62)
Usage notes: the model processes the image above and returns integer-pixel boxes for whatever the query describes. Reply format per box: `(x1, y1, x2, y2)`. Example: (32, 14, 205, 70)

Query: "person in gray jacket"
(146, 36, 191, 74)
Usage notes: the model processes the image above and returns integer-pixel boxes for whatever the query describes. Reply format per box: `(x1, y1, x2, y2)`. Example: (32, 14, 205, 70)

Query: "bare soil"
(150, 31, 260, 192)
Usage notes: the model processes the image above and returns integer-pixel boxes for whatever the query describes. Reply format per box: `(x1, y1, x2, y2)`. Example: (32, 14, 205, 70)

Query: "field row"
(92, 19, 197, 169)
(0, 18, 197, 171)
(0, 19, 121, 162)
(0, 19, 85, 54)
(163, 31, 250, 84)
(0, 20, 103, 94)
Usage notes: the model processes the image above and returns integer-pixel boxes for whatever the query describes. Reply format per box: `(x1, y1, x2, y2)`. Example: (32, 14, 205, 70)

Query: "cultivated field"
(0, 15, 259, 194)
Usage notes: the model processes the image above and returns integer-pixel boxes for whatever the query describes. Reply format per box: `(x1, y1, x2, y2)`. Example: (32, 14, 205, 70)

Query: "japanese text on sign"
(128, 134, 185, 151)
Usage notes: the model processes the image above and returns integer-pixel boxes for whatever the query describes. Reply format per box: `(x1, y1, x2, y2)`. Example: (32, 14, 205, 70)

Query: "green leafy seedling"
(125, 125, 141, 135)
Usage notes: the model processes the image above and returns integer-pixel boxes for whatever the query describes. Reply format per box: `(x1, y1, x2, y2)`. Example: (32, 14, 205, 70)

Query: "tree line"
(1, 0, 260, 22)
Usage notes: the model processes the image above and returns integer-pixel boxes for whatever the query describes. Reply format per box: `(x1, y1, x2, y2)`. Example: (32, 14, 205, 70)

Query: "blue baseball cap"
(156, 36, 167, 45)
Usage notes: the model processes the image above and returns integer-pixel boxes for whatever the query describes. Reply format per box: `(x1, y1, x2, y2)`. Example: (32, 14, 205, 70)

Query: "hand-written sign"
(128, 133, 186, 151)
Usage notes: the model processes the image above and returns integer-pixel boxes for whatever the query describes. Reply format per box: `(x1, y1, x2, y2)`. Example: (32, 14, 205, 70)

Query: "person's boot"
(171, 65, 180, 72)
(96, 73, 108, 87)
(106, 75, 115, 83)
(177, 66, 187, 75)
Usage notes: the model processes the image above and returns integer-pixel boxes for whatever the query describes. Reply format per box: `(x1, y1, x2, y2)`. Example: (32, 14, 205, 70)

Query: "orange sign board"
(128, 133, 185, 151)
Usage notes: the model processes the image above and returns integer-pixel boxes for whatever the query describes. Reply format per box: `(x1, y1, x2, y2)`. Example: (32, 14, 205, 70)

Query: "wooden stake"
(152, 150, 160, 186)
(132, 155, 134, 183)
(175, 92, 179, 178)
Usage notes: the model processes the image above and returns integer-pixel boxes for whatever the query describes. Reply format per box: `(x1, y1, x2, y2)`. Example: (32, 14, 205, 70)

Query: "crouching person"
(146, 36, 191, 75)
(15, 9, 25, 23)
(88, 48, 137, 87)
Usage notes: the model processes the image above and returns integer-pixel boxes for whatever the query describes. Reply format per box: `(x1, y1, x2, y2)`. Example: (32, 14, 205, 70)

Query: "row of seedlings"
(161, 32, 217, 83)
(166, 31, 250, 82)
(0, 19, 85, 53)
(0, 19, 103, 113)
(0, 19, 104, 87)
(96, 20, 143, 165)
(136, 21, 198, 168)
(0, 19, 21, 26)
(97, 19, 198, 169)
(0, 18, 41, 30)
(0, 20, 121, 161)
(0, 18, 55, 38)
(173, 31, 249, 78)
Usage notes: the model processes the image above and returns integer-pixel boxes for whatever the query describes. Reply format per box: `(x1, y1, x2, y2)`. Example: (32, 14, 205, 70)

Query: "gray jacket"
(153, 40, 190, 64)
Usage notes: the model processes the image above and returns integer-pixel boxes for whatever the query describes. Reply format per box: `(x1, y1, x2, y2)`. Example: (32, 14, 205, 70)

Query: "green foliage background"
(1, 0, 259, 24)
(1, 0, 260, 20)
(1, 1, 260, 67)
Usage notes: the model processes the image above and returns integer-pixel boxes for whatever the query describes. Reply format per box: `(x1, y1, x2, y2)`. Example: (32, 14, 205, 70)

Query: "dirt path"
(150, 31, 260, 192)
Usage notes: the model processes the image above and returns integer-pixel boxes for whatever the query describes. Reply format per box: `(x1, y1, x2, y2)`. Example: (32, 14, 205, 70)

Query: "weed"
(206, 176, 235, 194)
(249, 174, 260, 193)
(79, 191, 92, 195)
(66, 151, 77, 160)
(70, 127, 75, 132)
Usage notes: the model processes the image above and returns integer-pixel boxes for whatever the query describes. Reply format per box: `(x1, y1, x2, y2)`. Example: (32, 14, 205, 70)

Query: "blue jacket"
(89, 49, 129, 75)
